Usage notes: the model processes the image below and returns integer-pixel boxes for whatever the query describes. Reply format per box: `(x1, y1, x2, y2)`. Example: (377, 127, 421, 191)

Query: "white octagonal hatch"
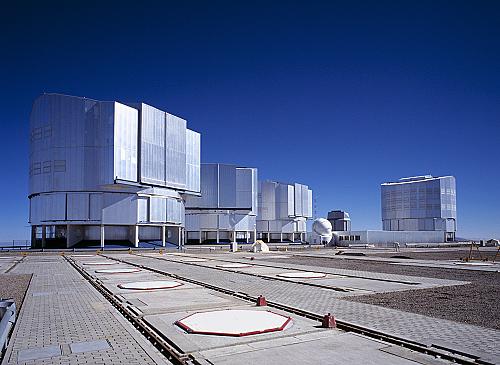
(176, 309, 292, 337)
(180, 258, 207, 262)
(277, 272, 326, 279)
(95, 268, 142, 274)
(216, 263, 253, 269)
(82, 261, 117, 266)
(118, 280, 183, 290)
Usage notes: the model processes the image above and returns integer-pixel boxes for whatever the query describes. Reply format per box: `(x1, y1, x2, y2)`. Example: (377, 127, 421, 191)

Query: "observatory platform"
(1, 249, 499, 365)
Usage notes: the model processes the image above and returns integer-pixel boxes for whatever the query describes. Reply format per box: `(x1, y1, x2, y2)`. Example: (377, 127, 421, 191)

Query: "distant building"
(381, 175, 456, 241)
(29, 93, 200, 248)
(185, 163, 258, 243)
(327, 210, 351, 231)
(257, 181, 312, 242)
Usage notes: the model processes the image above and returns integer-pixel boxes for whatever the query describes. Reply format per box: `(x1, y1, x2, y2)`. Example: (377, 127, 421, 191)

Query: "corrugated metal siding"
(306, 189, 313, 217)
(89, 193, 102, 221)
(294, 183, 303, 216)
(185, 129, 201, 193)
(140, 104, 166, 185)
(67, 193, 89, 221)
(287, 185, 295, 217)
(113, 102, 138, 182)
(166, 198, 183, 224)
(150, 197, 167, 222)
(101, 193, 137, 225)
(165, 113, 187, 189)
(301, 184, 309, 217)
(218, 164, 236, 208)
(236, 168, 253, 209)
(137, 197, 148, 223)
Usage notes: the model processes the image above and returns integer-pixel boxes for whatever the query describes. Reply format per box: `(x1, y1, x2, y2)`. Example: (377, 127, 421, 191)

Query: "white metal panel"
(89, 193, 102, 221)
(140, 103, 166, 185)
(236, 168, 253, 209)
(300, 184, 309, 217)
(294, 183, 303, 217)
(306, 189, 313, 218)
(165, 113, 187, 189)
(166, 198, 183, 224)
(42, 193, 66, 221)
(287, 185, 295, 217)
(258, 181, 276, 221)
(219, 164, 236, 208)
(137, 196, 148, 223)
(67, 193, 89, 221)
(185, 129, 201, 193)
(113, 102, 138, 182)
(200, 214, 218, 229)
(101, 193, 137, 225)
(150, 197, 167, 222)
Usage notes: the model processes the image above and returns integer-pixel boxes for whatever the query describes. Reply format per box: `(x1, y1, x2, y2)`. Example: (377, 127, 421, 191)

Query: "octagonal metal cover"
(216, 263, 252, 268)
(118, 280, 183, 290)
(277, 272, 326, 278)
(95, 268, 142, 274)
(176, 309, 292, 337)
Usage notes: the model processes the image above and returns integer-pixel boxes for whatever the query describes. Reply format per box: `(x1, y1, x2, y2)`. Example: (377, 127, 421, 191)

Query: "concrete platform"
(118, 280, 183, 290)
(176, 309, 292, 336)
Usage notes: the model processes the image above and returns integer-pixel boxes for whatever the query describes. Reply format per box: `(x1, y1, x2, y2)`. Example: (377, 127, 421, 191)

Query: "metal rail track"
(133, 253, 355, 292)
(99, 252, 495, 365)
(64, 256, 205, 365)
(181, 253, 422, 285)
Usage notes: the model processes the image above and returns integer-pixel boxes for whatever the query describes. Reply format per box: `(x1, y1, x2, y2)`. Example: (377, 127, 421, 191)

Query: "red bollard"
(322, 313, 336, 328)
(256, 295, 267, 306)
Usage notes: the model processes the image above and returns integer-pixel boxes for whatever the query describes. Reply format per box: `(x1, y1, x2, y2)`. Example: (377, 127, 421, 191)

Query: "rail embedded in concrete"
(0, 299, 16, 357)
(95, 253, 492, 365)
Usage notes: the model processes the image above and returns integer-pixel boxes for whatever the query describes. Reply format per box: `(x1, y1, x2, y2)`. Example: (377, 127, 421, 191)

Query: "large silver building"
(257, 181, 312, 242)
(184, 164, 258, 243)
(29, 93, 200, 248)
(381, 175, 457, 241)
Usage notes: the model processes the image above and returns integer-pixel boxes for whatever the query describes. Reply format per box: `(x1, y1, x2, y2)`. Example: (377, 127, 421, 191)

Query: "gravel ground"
(270, 254, 500, 330)
(371, 249, 499, 261)
(0, 274, 32, 310)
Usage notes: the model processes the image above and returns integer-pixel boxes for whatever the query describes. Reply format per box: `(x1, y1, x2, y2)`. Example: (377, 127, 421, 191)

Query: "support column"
(66, 224, 71, 249)
(199, 230, 202, 244)
(178, 226, 182, 249)
(41, 225, 47, 249)
(31, 226, 36, 249)
(100, 225, 105, 249)
(162, 225, 166, 247)
(246, 231, 249, 243)
(254, 228, 257, 243)
(267, 231, 270, 243)
(280, 232, 283, 243)
(292, 232, 295, 242)
(216, 229, 220, 244)
(131, 225, 139, 248)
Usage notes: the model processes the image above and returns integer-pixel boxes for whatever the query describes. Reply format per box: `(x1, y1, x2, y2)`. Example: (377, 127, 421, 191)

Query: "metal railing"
(0, 241, 30, 251)
(0, 299, 16, 358)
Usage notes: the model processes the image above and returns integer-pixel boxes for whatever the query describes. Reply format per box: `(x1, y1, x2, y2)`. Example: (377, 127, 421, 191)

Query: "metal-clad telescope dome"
(312, 218, 332, 236)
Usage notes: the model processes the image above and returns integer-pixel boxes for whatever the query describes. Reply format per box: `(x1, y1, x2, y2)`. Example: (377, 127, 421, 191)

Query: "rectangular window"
(42, 161, 52, 173)
(31, 128, 42, 141)
(32, 162, 41, 175)
(350, 235, 355, 240)
(54, 160, 66, 172)
(355, 235, 360, 240)
(43, 125, 52, 138)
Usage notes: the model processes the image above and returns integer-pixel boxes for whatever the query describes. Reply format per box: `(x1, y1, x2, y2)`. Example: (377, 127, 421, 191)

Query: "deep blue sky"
(1, 1, 499, 240)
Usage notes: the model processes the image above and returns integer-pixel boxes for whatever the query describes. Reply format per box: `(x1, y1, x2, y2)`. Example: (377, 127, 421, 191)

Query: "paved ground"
(1, 255, 170, 365)
(261, 252, 500, 330)
(69, 254, 459, 365)
(106, 252, 500, 364)
(2, 249, 498, 364)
